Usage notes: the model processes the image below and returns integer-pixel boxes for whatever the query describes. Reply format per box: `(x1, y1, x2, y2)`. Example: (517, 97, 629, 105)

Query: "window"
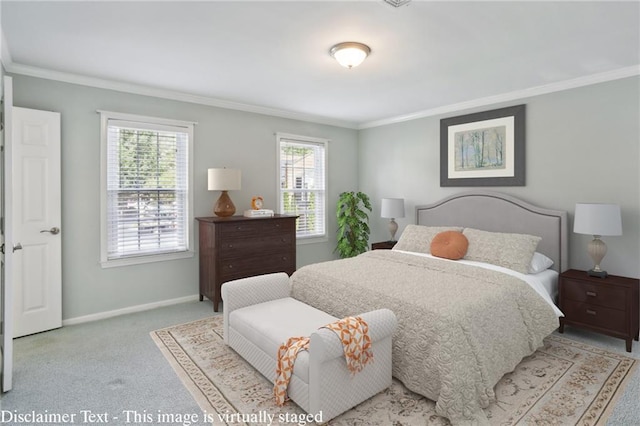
(99, 111, 194, 267)
(277, 133, 328, 242)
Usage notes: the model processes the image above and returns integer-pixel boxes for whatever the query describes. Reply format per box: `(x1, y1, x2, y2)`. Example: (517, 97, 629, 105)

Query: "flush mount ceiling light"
(329, 42, 371, 69)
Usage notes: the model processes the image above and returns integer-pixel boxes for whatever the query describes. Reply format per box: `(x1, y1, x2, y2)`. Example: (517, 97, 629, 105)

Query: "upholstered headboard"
(416, 191, 568, 272)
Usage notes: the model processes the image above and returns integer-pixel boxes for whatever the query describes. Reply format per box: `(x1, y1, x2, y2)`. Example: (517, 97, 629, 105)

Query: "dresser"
(558, 269, 639, 352)
(196, 215, 297, 312)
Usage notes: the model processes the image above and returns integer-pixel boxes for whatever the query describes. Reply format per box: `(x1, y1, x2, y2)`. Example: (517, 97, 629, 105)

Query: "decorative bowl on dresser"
(558, 269, 639, 352)
(196, 215, 297, 312)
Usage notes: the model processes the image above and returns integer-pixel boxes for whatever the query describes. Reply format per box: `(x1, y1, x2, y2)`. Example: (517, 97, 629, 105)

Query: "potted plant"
(335, 191, 372, 258)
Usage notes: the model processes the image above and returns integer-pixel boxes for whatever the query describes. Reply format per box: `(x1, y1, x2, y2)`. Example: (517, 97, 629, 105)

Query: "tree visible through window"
(100, 112, 193, 265)
(277, 133, 327, 241)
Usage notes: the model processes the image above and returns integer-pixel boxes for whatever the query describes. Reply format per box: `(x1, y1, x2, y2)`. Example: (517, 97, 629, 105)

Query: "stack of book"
(243, 209, 275, 218)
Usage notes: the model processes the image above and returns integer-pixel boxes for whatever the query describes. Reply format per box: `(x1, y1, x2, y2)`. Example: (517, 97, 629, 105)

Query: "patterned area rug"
(151, 316, 636, 425)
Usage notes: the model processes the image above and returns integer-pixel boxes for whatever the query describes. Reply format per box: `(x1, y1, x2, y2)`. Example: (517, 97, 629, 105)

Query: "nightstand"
(371, 241, 397, 250)
(558, 269, 639, 352)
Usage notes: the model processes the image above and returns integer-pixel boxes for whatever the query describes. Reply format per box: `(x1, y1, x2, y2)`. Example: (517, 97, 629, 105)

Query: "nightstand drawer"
(562, 300, 626, 332)
(561, 278, 626, 309)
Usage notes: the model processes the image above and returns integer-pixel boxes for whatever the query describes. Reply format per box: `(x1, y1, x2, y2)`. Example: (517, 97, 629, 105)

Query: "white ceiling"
(2, 1, 639, 128)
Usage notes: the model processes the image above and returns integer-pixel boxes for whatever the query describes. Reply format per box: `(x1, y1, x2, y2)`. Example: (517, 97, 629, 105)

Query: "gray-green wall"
(11, 75, 358, 321)
(10, 74, 640, 321)
(360, 76, 640, 278)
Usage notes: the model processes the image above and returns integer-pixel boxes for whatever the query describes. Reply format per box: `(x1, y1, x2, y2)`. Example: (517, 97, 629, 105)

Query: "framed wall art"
(440, 104, 525, 187)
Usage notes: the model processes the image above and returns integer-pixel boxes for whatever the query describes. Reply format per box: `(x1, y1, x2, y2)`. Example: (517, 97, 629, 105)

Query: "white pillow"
(528, 252, 554, 274)
(463, 228, 541, 274)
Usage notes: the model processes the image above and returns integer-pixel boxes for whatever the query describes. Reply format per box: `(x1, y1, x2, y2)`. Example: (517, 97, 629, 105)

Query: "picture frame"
(440, 104, 525, 187)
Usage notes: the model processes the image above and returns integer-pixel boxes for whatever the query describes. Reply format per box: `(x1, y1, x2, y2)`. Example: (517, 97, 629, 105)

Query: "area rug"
(151, 316, 636, 425)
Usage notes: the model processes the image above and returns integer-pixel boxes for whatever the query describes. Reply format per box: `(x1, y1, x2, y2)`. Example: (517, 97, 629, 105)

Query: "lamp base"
(587, 269, 608, 278)
(388, 218, 398, 242)
(586, 236, 608, 279)
(214, 190, 236, 217)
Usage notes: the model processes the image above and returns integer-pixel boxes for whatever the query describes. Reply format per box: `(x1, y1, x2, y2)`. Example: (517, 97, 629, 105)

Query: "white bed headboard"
(416, 191, 568, 272)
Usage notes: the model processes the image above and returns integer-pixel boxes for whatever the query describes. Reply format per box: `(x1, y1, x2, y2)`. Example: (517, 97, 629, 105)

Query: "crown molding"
(5, 60, 638, 131)
(4, 61, 360, 130)
(358, 65, 640, 129)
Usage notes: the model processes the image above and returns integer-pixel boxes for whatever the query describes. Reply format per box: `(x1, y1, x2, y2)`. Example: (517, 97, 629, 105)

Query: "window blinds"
(106, 119, 189, 259)
(279, 138, 326, 239)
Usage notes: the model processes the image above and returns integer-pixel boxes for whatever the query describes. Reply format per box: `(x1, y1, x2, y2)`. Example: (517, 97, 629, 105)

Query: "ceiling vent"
(383, 0, 411, 7)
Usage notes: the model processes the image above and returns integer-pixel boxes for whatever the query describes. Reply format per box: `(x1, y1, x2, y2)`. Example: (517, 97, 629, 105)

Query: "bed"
(290, 191, 568, 425)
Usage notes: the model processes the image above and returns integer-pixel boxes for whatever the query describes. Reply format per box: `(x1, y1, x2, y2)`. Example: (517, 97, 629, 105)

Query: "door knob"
(40, 227, 60, 235)
(13, 243, 22, 252)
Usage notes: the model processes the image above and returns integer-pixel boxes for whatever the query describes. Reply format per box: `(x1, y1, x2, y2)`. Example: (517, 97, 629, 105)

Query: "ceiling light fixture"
(329, 42, 371, 69)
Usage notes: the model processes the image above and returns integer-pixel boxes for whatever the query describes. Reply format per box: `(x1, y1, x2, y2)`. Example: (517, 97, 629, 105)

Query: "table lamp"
(573, 203, 622, 278)
(208, 168, 241, 217)
(381, 198, 405, 242)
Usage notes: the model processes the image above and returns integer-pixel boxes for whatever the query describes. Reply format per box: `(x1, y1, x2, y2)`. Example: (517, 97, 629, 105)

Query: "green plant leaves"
(335, 191, 372, 258)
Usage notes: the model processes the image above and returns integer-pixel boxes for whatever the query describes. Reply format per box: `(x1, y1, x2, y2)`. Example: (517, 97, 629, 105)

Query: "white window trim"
(98, 110, 196, 268)
(276, 132, 329, 245)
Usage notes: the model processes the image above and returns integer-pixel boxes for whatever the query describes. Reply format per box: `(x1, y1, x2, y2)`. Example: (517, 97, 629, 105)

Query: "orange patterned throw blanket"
(274, 316, 373, 406)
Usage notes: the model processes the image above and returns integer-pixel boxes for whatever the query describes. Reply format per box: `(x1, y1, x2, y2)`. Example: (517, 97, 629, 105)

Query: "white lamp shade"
(573, 203, 622, 236)
(207, 168, 241, 191)
(381, 198, 405, 219)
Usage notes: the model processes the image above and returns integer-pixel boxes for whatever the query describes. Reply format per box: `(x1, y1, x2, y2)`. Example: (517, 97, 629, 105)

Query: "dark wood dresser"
(196, 215, 297, 312)
(558, 269, 639, 352)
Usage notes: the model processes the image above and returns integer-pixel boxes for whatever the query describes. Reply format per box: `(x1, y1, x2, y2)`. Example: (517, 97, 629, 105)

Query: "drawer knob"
(586, 291, 597, 297)
(586, 309, 597, 315)
(228, 264, 233, 269)
(282, 256, 288, 261)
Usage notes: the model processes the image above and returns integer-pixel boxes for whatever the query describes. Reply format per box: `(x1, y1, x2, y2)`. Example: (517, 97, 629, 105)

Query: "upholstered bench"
(221, 272, 397, 422)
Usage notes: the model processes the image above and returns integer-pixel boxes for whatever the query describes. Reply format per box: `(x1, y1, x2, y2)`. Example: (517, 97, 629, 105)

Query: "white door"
(11, 107, 62, 338)
(1, 76, 14, 392)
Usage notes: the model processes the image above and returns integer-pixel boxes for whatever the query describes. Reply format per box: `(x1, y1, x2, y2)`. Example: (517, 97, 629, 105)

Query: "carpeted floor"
(152, 316, 637, 426)
(3, 301, 638, 426)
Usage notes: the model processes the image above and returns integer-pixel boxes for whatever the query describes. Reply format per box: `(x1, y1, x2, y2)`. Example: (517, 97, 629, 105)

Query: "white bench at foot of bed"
(221, 272, 397, 422)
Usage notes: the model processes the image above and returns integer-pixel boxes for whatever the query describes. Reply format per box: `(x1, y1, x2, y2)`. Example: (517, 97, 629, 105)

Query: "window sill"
(296, 236, 329, 245)
(100, 250, 194, 268)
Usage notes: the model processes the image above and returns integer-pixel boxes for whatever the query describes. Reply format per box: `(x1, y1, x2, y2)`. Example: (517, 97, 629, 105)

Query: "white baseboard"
(62, 294, 201, 326)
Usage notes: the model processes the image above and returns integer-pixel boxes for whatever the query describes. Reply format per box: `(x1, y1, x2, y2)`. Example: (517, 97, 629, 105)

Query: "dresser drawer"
(561, 278, 626, 309)
(218, 234, 294, 259)
(562, 300, 626, 333)
(219, 252, 294, 281)
(218, 219, 294, 238)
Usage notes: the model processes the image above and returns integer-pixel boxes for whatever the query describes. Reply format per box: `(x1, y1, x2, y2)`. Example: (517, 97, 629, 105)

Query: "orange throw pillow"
(430, 231, 469, 260)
